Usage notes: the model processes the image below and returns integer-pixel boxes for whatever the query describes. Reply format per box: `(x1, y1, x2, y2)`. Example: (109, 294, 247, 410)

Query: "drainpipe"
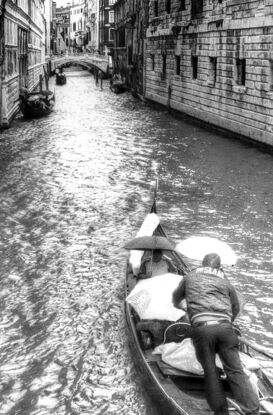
(0, 0, 7, 127)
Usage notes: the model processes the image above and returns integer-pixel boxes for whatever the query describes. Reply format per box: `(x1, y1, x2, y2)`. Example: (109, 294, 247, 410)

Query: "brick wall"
(145, 0, 273, 145)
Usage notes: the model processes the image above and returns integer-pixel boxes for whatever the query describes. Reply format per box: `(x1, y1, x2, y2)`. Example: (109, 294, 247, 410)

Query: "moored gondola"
(55, 73, 67, 85)
(124, 185, 273, 415)
(19, 89, 55, 119)
(20, 71, 55, 119)
(110, 73, 126, 94)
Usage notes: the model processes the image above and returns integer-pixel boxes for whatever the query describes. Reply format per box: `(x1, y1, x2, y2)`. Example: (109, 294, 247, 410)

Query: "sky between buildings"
(56, 0, 70, 6)
(56, 0, 84, 6)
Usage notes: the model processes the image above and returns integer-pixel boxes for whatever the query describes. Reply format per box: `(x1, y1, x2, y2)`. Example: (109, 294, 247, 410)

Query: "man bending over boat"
(172, 253, 259, 415)
(137, 249, 178, 279)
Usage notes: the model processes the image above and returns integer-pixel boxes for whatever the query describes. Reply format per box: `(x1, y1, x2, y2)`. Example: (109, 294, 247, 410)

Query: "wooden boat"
(20, 89, 55, 119)
(55, 73, 67, 85)
(125, 187, 273, 415)
(110, 82, 126, 94)
(110, 74, 126, 94)
(20, 73, 55, 119)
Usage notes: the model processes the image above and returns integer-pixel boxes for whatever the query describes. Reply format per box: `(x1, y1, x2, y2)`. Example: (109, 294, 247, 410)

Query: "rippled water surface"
(0, 70, 273, 414)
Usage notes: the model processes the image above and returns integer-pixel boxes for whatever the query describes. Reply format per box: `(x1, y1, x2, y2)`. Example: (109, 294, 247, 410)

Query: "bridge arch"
(51, 54, 111, 76)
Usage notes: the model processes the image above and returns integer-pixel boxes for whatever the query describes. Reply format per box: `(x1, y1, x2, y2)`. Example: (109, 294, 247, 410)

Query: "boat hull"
(124, 195, 273, 415)
(55, 74, 67, 85)
(20, 90, 55, 119)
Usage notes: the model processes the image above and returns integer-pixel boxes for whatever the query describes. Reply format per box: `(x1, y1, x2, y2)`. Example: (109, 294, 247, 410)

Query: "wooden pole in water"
(43, 65, 49, 90)
(39, 74, 43, 93)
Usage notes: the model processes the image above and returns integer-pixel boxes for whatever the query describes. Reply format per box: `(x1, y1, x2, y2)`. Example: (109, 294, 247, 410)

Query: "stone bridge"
(50, 53, 111, 74)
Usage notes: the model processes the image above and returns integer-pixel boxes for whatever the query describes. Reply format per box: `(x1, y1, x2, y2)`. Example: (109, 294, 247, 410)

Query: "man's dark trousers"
(192, 323, 260, 415)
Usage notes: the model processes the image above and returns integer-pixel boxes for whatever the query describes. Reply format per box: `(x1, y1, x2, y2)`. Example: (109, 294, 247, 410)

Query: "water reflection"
(0, 70, 272, 414)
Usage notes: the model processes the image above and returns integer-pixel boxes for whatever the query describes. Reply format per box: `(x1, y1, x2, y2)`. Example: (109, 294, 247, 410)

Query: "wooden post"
(43, 65, 49, 90)
(39, 74, 43, 93)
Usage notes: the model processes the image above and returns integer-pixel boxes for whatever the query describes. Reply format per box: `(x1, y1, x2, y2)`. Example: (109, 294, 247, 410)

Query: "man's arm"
(172, 278, 186, 309)
(229, 285, 241, 321)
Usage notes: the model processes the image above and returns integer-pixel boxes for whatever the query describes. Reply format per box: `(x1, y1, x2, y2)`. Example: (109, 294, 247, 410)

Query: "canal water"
(0, 69, 272, 415)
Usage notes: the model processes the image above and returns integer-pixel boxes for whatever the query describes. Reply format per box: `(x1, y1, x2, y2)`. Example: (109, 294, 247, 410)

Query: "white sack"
(153, 339, 261, 377)
(126, 273, 185, 321)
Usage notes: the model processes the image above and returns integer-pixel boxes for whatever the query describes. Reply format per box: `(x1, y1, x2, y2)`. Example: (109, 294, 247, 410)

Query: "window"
(209, 57, 217, 85)
(236, 58, 246, 86)
(151, 54, 155, 71)
(109, 28, 114, 41)
(270, 60, 273, 91)
(128, 46, 133, 65)
(191, 55, 198, 79)
(109, 10, 114, 23)
(179, 0, 186, 11)
(175, 55, 181, 76)
(191, 0, 203, 18)
(162, 54, 166, 80)
(154, 0, 158, 16)
(117, 28, 125, 47)
(73, 22, 76, 31)
(166, 0, 171, 13)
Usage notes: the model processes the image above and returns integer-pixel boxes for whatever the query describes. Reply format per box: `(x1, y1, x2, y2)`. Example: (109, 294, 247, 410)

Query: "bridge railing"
(51, 52, 108, 60)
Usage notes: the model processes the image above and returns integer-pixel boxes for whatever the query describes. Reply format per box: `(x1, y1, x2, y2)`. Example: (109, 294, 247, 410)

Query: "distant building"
(70, 1, 85, 51)
(84, 0, 99, 52)
(45, 0, 53, 58)
(0, 0, 48, 127)
(113, 0, 148, 95)
(99, 0, 116, 54)
(55, 4, 71, 54)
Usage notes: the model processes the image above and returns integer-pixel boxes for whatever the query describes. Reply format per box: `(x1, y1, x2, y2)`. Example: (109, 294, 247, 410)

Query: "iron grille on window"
(210, 57, 217, 85)
(175, 55, 181, 76)
(191, 55, 198, 79)
(179, 0, 186, 11)
(162, 55, 166, 80)
(151, 54, 155, 71)
(236, 58, 246, 86)
(154, 0, 158, 17)
(191, 0, 203, 18)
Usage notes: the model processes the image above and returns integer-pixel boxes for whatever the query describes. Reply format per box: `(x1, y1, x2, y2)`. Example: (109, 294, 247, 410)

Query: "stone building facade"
(145, 0, 273, 145)
(55, 5, 71, 54)
(113, 0, 148, 95)
(0, 0, 48, 128)
(70, 1, 85, 51)
(99, 0, 115, 53)
(84, 0, 99, 53)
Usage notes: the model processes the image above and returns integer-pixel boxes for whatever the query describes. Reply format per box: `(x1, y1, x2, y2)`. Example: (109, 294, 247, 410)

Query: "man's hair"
(202, 253, 221, 269)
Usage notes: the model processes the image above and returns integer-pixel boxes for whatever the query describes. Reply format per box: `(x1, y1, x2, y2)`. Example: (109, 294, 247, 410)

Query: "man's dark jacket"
(172, 267, 240, 323)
